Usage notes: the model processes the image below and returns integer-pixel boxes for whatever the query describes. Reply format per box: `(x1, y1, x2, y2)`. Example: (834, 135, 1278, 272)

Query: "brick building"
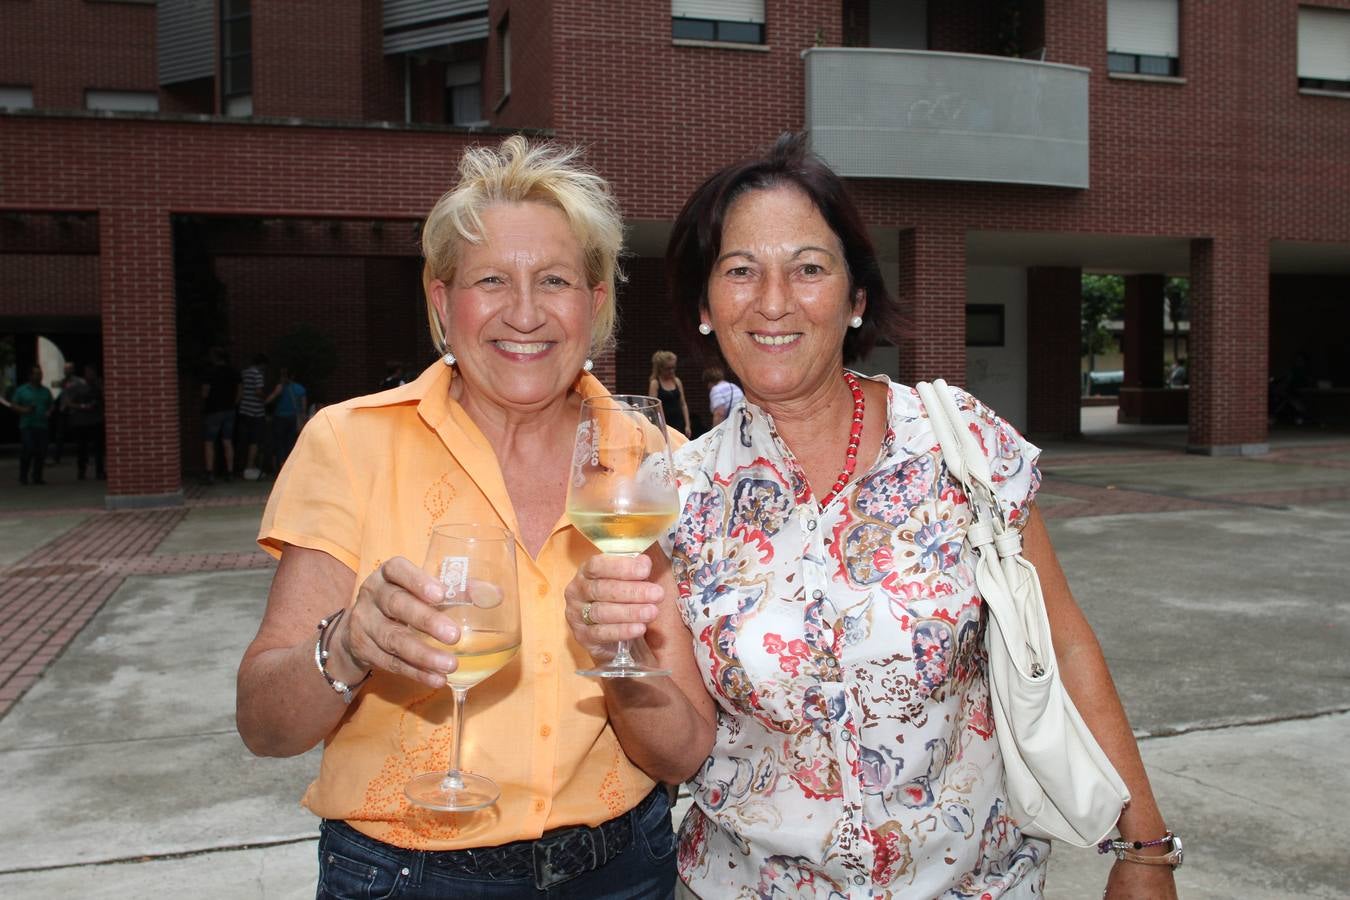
(2, 0, 1347, 506)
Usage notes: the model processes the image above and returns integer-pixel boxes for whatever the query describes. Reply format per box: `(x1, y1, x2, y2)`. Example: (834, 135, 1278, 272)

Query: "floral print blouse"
(660, 377, 1050, 899)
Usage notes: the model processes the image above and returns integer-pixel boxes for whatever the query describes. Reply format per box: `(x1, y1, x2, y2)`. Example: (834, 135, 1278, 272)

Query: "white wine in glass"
(566, 395, 679, 678)
(404, 523, 521, 811)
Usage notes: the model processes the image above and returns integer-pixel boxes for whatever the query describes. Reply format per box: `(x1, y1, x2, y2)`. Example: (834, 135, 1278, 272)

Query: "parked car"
(1085, 370, 1123, 396)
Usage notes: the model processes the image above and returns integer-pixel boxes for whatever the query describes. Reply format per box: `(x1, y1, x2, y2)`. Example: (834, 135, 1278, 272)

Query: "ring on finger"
(581, 602, 596, 627)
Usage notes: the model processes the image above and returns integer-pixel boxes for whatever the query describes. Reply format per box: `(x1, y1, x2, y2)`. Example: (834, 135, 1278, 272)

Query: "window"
(1107, 0, 1179, 76)
(0, 86, 34, 109)
(672, 0, 765, 45)
(498, 16, 511, 99)
(1298, 6, 1350, 93)
(446, 60, 484, 126)
(221, 0, 252, 115)
(85, 90, 160, 112)
(966, 305, 1006, 347)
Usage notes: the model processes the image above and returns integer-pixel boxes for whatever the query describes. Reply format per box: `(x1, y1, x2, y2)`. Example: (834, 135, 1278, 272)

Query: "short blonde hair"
(650, 350, 677, 381)
(421, 135, 624, 356)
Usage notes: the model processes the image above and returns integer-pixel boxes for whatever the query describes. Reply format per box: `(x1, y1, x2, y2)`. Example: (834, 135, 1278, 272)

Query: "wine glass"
(566, 395, 680, 678)
(404, 523, 521, 811)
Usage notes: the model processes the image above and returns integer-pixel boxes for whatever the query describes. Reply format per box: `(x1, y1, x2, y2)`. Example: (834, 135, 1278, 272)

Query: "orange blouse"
(258, 360, 656, 850)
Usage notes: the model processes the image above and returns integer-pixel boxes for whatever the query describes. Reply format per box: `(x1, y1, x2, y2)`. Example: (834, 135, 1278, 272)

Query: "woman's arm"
(236, 546, 459, 757)
(1022, 509, 1178, 899)
(564, 551, 716, 783)
(676, 378, 692, 437)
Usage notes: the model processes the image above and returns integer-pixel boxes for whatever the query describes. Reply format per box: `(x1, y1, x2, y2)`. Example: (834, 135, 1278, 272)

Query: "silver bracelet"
(315, 609, 371, 704)
(1097, 831, 1184, 869)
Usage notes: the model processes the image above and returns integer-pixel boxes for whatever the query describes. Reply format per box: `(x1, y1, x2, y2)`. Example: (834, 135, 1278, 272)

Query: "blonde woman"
(237, 136, 682, 898)
(648, 349, 691, 437)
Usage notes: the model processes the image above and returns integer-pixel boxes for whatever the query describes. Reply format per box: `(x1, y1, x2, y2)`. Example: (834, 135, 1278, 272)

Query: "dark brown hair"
(665, 133, 900, 364)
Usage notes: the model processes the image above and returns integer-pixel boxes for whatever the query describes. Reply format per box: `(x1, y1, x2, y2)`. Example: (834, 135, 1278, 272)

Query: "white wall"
(965, 266, 1027, 430)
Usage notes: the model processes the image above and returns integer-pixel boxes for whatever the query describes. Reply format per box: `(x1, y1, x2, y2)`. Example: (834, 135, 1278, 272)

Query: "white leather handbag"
(916, 379, 1131, 847)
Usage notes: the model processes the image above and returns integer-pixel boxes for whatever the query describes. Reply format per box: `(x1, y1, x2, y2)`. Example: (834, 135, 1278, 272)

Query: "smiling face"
(430, 201, 605, 418)
(703, 185, 863, 408)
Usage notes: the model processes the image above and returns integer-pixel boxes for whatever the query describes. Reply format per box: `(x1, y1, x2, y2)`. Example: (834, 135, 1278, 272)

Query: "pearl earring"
(698, 323, 712, 336)
(442, 350, 456, 366)
(849, 316, 863, 329)
(583, 358, 594, 373)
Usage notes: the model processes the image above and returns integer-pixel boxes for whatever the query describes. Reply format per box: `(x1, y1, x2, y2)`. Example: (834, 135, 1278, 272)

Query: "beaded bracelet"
(315, 608, 371, 704)
(1097, 832, 1184, 869)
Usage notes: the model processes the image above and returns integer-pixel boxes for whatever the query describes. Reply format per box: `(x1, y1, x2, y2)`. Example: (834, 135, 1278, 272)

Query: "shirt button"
(540, 725, 551, 738)
(401, 868, 411, 877)
(812, 590, 823, 600)
(807, 519, 817, 531)
(536, 583, 549, 597)
(540, 652, 552, 666)
(534, 799, 546, 812)
(853, 874, 866, 885)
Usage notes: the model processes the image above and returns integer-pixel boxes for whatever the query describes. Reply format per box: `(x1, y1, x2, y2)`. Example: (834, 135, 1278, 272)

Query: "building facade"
(2, 0, 1348, 505)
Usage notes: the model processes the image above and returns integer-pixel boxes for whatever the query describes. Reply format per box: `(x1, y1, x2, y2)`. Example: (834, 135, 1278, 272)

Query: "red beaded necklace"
(818, 371, 866, 508)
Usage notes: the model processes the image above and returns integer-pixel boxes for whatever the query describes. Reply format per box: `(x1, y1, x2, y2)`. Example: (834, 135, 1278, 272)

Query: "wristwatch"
(1098, 832, 1184, 869)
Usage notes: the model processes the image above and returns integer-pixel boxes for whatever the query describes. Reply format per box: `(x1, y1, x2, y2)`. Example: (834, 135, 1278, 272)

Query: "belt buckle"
(532, 825, 602, 890)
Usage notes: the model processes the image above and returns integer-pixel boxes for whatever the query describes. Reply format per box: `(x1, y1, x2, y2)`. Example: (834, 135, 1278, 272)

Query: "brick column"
(1187, 236, 1268, 455)
(896, 225, 966, 385)
(100, 207, 183, 506)
(1025, 266, 1082, 438)
(1123, 274, 1166, 388)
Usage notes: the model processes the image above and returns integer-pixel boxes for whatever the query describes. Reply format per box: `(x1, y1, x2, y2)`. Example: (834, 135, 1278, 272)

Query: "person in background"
(566, 135, 1178, 899)
(201, 346, 241, 484)
(237, 135, 680, 898)
(265, 367, 306, 472)
(649, 349, 691, 437)
(237, 353, 268, 479)
(701, 362, 743, 427)
(48, 360, 76, 465)
(63, 365, 106, 481)
(11, 365, 53, 485)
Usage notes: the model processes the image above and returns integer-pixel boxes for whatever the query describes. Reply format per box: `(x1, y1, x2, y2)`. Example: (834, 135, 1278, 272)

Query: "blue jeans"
(316, 789, 676, 899)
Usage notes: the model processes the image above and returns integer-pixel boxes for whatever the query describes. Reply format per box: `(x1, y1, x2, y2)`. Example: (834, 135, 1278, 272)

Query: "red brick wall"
(549, 1, 837, 217)
(2, 0, 157, 110)
(100, 207, 179, 499)
(489, 0, 553, 130)
(0, 255, 100, 317)
(253, 0, 366, 119)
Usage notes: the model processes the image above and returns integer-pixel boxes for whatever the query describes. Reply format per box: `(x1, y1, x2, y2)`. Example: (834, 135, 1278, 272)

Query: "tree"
(1164, 277, 1189, 363)
(1081, 274, 1124, 374)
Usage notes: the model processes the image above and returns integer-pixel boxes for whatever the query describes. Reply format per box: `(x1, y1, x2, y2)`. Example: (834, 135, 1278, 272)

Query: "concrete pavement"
(1, 420, 1348, 898)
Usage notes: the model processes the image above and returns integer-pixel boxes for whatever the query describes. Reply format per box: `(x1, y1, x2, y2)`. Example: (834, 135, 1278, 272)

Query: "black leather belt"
(330, 787, 661, 890)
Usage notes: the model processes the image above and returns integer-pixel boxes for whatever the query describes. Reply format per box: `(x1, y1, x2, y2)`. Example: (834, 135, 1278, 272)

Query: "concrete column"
(896, 224, 966, 385)
(1025, 266, 1082, 438)
(100, 207, 183, 507)
(1187, 236, 1269, 455)
(1123, 274, 1166, 388)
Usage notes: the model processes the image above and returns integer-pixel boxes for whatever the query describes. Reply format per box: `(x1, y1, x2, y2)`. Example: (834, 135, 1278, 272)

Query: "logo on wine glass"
(439, 556, 471, 605)
(571, 420, 600, 487)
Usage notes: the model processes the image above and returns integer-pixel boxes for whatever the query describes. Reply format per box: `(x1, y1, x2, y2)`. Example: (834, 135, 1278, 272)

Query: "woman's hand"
(332, 557, 461, 689)
(1104, 859, 1178, 899)
(563, 553, 663, 660)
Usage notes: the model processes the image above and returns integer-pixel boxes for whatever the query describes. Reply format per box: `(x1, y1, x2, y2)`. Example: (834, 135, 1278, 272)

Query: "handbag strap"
(916, 380, 1021, 560)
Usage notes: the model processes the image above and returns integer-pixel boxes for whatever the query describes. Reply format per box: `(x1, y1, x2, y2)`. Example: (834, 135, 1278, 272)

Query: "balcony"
(803, 48, 1089, 189)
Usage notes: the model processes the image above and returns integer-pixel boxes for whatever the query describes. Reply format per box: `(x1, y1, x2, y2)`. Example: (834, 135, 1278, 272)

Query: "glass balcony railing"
(803, 48, 1090, 189)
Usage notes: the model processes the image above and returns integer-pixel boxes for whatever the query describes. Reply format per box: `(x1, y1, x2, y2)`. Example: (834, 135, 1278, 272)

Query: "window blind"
(1107, 0, 1178, 57)
(1298, 7, 1350, 81)
(672, 0, 764, 24)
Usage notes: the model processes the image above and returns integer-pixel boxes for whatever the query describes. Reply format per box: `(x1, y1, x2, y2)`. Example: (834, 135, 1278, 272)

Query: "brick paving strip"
(0, 505, 274, 719)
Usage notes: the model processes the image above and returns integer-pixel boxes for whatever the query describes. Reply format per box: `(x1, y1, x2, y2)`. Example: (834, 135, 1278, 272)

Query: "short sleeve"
(258, 408, 363, 571)
(953, 388, 1042, 531)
